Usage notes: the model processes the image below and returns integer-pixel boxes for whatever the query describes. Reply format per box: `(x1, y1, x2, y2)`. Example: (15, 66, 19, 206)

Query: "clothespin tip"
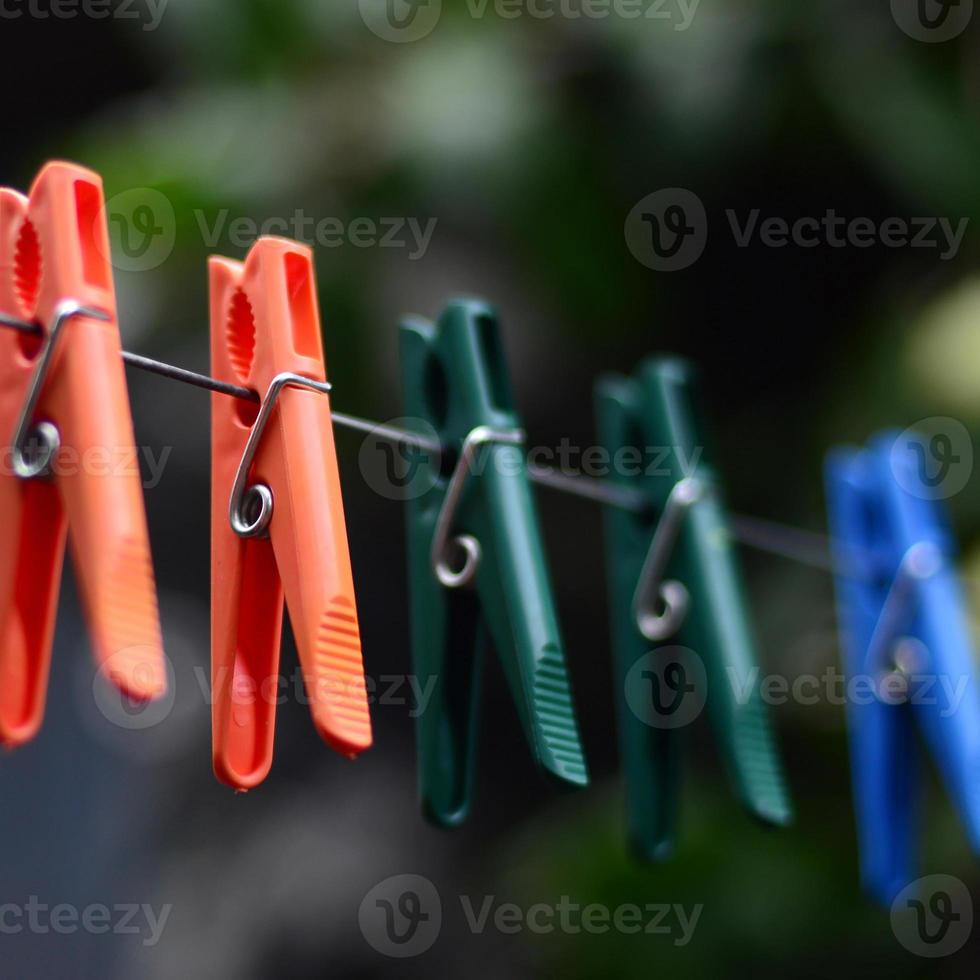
(99, 648, 167, 703)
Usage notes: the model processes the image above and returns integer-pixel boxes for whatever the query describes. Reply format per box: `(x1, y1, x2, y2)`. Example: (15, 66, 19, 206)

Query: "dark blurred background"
(1, 1, 980, 976)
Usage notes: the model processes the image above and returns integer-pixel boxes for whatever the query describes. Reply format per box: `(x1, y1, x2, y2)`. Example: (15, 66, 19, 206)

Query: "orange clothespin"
(210, 236, 371, 790)
(0, 161, 166, 745)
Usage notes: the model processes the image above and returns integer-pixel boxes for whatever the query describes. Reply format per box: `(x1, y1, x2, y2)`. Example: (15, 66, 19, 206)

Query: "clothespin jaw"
(210, 236, 370, 790)
(400, 299, 588, 826)
(826, 433, 980, 904)
(0, 162, 166, 746)
(596, 357, 791, 860)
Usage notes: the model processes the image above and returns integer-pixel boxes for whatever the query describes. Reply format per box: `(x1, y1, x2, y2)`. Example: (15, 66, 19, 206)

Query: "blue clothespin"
(826, 431, 980, 905)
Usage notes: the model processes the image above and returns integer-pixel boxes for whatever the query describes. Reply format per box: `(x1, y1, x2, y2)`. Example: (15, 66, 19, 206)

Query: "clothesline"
(0, 309, 865, 577)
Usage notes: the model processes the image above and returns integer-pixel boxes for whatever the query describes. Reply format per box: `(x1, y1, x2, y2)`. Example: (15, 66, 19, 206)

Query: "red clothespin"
(0, 161, 166, 745)
(210, 236, 371, 790)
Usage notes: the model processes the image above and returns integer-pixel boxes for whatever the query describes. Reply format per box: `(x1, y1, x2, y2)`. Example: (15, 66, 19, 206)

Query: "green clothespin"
(595, 357, 791, 860)
(401, 299, 588, 826)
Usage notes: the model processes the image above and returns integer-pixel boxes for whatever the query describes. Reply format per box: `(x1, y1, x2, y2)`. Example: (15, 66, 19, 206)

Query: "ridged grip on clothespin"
(596, 357, 791, 860)
(210, 237, 371, 790)
(400, 299, 588, 826)
(0, 162, 166, 746)
(826, 434, 980, 904)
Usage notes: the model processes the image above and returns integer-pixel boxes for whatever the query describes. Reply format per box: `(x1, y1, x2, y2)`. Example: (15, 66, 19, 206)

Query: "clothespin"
(595, 358, 792, 859)
(0, 161, 166, 744)
(400, 299, 588, 825)
(826, 432, 980, 904)
(209, 236, 371, 789)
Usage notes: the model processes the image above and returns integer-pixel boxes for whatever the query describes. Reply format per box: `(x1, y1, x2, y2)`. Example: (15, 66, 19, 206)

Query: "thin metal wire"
(0, 313, 260, 401)
(332, 411, 440, 452)
(0, 311, 837, 571)
(526, 463, 647, 511)
(0, 313, 41, 334)
(728, 513, 835, 571)
(121, 351, 258, 402)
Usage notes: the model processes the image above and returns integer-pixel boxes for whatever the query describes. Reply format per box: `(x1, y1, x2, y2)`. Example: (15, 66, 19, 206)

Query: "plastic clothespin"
(596, 357, 792, 860)
(210, 236, 371, 790)
(826, 432, 980, 904)
(400, 299, 588, 826)
(0, 161, 166, 744)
